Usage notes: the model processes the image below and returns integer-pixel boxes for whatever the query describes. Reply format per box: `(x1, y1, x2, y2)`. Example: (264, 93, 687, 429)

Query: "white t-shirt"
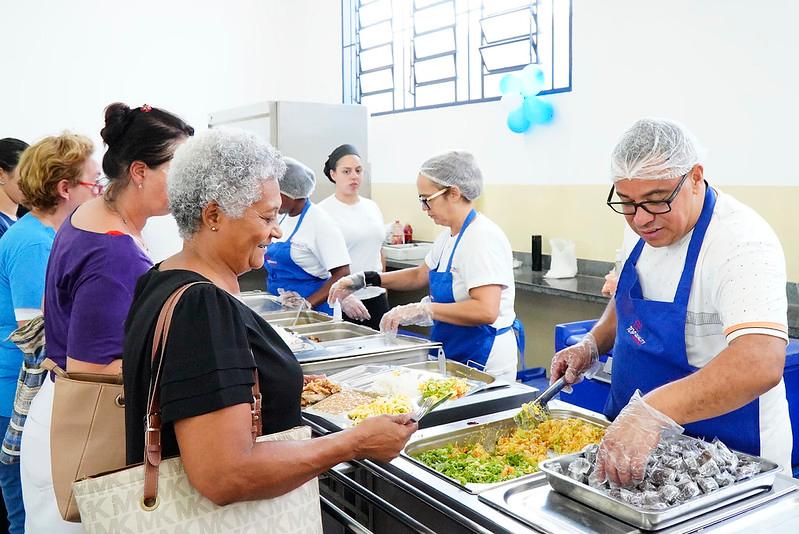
(425, 212, 518, 380)
(318, 195, 386, 300)
(622, 189, 791, 470)
(274, 203, 350, 279)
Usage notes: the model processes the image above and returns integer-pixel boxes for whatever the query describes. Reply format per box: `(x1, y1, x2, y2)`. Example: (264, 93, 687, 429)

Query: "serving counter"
(308, 404, 799, 534)
(242, 290, 799, 533)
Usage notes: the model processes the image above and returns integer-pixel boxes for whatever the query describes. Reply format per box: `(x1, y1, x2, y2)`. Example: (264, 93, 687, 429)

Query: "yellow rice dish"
(414, 418, 605, 485)
(347, 395, 413, 424)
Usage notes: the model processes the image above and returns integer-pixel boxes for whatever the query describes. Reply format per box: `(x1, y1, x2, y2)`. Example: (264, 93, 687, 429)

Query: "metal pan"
(402, 360, 496, 386)
(261, 310, 335, 327)
(538, 445, 781, 531)
(288, 322, 380, 342)
(402, 408, 609, 494)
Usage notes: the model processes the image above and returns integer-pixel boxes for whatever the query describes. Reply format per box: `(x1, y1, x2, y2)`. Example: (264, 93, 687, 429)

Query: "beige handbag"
(73, 282, 323, 533)
(42, 357, 125, 522)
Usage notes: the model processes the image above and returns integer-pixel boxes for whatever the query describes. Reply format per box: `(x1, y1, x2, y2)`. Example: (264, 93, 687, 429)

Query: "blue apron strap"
(444, 209, 477, 273)
(285, 201, 312, 242)
(674, 184, 716, 305)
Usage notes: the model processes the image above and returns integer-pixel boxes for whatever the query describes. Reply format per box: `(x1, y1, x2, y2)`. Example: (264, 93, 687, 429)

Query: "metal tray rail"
(538, 444, 781, 530)
(402, 408, 609, 494)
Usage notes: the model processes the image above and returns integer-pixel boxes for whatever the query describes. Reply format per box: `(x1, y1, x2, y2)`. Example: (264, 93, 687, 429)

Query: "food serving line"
(241, 291, 799, 533)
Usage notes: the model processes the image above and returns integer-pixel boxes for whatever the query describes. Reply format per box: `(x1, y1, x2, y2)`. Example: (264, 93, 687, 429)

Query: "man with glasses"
(550, 118, 791, 486)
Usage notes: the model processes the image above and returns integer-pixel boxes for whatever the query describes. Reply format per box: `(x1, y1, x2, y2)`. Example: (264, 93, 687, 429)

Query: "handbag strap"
(142, 281, 263, 506)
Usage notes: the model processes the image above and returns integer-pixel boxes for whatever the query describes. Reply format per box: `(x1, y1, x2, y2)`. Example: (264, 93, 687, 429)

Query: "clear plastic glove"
(328, 272, 366, 306)
(379, 298, 434, 336)
(340, 294, 371, 322)
(601, 269, 619, 297)
(277, 288, 311, 310)
(549, 332, 600, 390)
(593, 390, 684, 487)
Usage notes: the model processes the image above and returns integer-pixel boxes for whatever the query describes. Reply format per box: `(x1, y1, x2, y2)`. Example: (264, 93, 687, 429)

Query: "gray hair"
(168, 128, 286, 238)
(419, 150, 483, 201)
(611, 118, 702, 182)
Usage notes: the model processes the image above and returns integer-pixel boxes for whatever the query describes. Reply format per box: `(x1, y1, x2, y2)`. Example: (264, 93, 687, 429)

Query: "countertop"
(385, 258, 799, 338)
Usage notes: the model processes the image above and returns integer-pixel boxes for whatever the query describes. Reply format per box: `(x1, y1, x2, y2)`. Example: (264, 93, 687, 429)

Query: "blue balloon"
(523, 96, 554, 124)
(499, 73, 522, 95)
(507, 108, 531, 133)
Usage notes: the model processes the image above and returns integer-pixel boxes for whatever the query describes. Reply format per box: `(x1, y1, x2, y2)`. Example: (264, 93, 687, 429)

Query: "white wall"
(0, 0, 341, 148)
(369, 0, 799, 187)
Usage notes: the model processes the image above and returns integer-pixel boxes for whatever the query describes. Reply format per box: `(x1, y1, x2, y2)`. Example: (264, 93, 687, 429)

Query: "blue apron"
(429, 209, 525, 370)
(266, 201, 333, 315)
(604, 184, 761, 455)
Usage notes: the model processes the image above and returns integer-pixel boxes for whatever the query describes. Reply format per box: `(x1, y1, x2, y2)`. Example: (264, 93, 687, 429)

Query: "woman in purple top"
(20, 103, 193, 533)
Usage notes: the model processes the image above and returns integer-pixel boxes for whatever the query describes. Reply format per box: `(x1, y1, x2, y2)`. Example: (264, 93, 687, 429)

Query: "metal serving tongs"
(410, 393, 453, 423)
(513, 376, 567, 429)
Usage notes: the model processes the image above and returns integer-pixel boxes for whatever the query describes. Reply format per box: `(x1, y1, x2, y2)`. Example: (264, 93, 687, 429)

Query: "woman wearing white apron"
(329, 151, 524, 382)
(550, 118, 792, 484)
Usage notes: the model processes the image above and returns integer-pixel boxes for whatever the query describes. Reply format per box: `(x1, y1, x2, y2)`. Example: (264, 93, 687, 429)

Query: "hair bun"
(100, 102, 132, 146)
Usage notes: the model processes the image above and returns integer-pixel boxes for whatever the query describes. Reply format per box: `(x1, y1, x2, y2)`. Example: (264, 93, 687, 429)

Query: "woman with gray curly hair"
(122, 128, 416, 508)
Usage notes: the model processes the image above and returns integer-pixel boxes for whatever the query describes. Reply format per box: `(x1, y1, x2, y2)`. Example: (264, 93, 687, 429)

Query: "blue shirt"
(0, 214, 55, 416)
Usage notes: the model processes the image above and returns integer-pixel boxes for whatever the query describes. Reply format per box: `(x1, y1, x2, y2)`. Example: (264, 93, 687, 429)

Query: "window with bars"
(342, 0, 572, 116)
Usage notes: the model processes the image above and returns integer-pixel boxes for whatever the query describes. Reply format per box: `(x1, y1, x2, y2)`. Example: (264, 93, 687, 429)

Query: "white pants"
(483, 329, 518, 383)
(20, 378, 84, 533)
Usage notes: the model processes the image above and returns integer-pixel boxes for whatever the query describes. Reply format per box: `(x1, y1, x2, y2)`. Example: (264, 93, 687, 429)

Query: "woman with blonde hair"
(0, 132, 99, 533)
(21, 103, 193, 532)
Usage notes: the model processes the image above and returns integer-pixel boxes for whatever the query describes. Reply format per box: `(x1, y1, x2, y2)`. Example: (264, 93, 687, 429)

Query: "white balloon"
(500, 92, 523, 111)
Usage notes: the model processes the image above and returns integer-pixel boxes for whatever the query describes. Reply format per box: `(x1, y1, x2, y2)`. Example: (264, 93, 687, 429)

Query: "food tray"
(261, 310, 335, 327)
(402, 408, 609, 494)
(538, 444, 781, 530)
(288, 322, 380, 343)
(327, 361, 488, 401)
(402, 360, 496, 386)
(303, 389, 418, 429)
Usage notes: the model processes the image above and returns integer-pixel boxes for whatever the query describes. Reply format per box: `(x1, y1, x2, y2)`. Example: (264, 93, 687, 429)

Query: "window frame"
(342, 0, 573, 116)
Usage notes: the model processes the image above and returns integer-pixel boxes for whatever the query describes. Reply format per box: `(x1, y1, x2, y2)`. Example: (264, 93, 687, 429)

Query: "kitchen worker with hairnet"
(266, 157, 368, 318)
(549, 118, 792, 486)
(328, 150, 524, 382)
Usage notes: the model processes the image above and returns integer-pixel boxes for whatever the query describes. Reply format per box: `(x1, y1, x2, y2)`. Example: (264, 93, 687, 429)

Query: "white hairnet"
(419, 150, 483, 200)
(279, 157, 316, 199)
(611, 118, 701, 182)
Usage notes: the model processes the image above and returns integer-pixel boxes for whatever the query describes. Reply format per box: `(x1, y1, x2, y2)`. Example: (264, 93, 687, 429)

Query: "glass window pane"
(359, 0, 392, 27)
(482, 0, 532, 17)
(361, 44, 393, 71)
(361, 68, 394, 93)
(414, 54, 455, 83)
(414, 0, 441, 9)
(480, 39, 534, 71)
(361, 92, 394, 114)
(415, 81, 455, 107)
(359, 20, 392, 49)
(483, 71, 513, 98)
(414, 27, 455, 59)
(481, 11, 533, 43)
(414, 2, 455, 34)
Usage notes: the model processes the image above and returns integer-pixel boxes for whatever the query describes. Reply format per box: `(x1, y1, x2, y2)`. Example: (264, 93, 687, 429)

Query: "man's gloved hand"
(328, 272, 366, 306)
(593, 391, 684, 487)
(340, 294, 371, 322)
(549, 332, 601, 391)
(379, 298, 434, 336)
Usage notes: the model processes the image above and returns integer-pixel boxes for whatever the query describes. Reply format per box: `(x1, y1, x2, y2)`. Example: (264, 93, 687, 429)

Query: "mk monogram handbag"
(72, 282, 323, 533)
